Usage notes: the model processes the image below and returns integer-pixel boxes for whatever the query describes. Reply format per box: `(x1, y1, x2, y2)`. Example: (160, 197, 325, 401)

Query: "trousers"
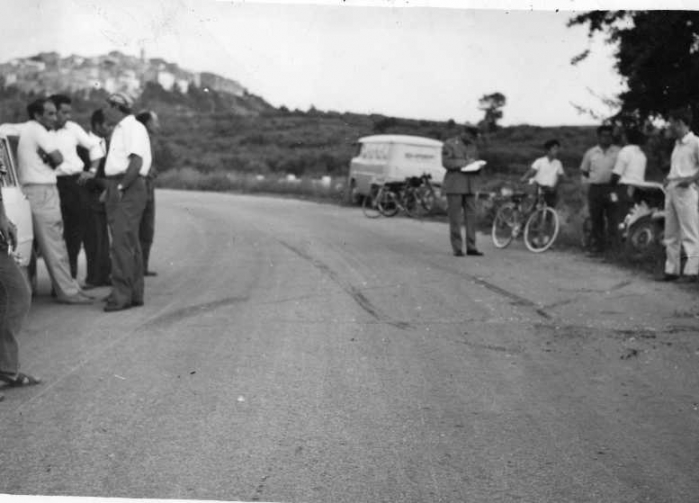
(0, 251, 31, 376)
(23, 184, 81, 299)
(664, 184, 699, 276)
(56, 175, 89, 279)
(587, 183, 620, 251)
(139, 178, 155, 272)
(83, 193, 111, 286)
(446, 193, 477, 253)
(105, 178, 147, 307)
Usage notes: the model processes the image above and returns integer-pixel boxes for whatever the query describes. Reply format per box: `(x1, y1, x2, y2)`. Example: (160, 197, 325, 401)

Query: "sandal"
(0, 372, 42, 388)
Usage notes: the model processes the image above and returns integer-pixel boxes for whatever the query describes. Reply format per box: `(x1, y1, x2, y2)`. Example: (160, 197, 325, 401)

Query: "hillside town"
(0, 50, 246, 99)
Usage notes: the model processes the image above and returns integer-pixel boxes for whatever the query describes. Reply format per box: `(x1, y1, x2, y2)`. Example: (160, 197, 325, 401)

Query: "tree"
(569, 11, 699, 129)
(478, 92, 507, 132)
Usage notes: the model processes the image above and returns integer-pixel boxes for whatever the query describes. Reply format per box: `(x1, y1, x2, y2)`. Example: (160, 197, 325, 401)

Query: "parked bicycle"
(362, 173, 437, 219)
(491, 185, 560, 252)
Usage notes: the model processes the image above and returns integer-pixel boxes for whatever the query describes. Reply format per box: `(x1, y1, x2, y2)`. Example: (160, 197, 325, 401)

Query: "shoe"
(82, 282, 98, 290)
(144, 270, 158, 277)
(103, 302, 131, 312)
(131, 300, 144, 307)
(677, 275, 698, 284)
(656, 273, 679, 282)
(466, 249, 484, 256)
(0, 371, 41, 387)
(453, 250, 465, 257)
(56, 294, 93, 305)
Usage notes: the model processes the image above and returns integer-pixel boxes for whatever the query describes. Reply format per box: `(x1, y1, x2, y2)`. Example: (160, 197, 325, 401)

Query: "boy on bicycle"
(520, 139, 565, 207)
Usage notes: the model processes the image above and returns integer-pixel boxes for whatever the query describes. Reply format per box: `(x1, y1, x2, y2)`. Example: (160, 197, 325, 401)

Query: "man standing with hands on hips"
(659, 107, 699, 283)
(441, 122, 484, 257)
(102, 93, 152, 312)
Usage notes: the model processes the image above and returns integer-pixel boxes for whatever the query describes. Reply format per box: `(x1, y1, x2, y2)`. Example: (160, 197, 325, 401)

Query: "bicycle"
(362, 174, 436, 219)
(491, 185, 560, 252)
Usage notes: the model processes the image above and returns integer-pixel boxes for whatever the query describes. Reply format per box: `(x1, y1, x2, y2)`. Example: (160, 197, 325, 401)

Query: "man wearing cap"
(441, 123, 484, 257)
(17, 98, 92, 304)
(102, 93, 152, 312)
(49, 94, 104, 279)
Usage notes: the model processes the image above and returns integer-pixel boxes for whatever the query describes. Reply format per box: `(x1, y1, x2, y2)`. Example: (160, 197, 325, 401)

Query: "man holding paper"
(441, 123, 485, 257)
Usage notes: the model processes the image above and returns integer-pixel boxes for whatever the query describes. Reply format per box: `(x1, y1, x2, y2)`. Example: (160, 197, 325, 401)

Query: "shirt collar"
(678, 132, 694, 145)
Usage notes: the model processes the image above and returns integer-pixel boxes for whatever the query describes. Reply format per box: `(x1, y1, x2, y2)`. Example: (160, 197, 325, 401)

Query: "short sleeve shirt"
(104, 115, 152, 177)
(53, 121, 104, 176)
(17, 120, 59, 185)
(669, 132, 699, 181)
(580, 145, 620, 184)
(531, 156, 564, 188)
(612, 145, 647, 185)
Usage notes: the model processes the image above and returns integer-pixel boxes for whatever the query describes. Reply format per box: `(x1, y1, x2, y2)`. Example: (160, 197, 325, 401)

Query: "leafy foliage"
(569, 11, 699, 129)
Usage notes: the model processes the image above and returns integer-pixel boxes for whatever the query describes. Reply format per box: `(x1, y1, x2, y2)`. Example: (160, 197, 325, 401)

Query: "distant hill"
(0, 50, 274, 116)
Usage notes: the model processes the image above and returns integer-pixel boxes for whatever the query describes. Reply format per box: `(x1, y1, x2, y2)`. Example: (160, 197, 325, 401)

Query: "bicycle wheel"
(524, 206, 559, 253)
(401, 189, 420, 218)
(379, 189, 400, 217)
(492, 202, 517, 248)
(362, 186, 382, 218)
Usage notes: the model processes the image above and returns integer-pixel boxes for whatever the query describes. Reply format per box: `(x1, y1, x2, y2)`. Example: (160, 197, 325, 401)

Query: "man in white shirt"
(521, 139, 565, 208)
(17, 98, 92, 304)
(659, 108, 699, 282)
(610, 128, 648, 223)
(49, 94, 104, 280)
(580, 125, 621, 254)
(102, 93, 151, 312)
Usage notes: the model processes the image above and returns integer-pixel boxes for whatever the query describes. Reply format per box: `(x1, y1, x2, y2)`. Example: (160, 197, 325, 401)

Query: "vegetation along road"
(1, 189, 698, 503)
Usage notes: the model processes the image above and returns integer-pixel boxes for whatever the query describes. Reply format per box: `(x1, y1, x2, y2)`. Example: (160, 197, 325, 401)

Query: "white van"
(346, 135, 444, 201)
(0, 130, 33, 271)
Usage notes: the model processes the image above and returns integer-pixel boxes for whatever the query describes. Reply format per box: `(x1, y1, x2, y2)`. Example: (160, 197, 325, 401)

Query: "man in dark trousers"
(441, 123, 484, 257)
(580, 125, 621, 254)
(135, 110, 159, 277)
(102, 93, 151, 312)
(50, 94, 103, 279)
(79, 109, 112, 289)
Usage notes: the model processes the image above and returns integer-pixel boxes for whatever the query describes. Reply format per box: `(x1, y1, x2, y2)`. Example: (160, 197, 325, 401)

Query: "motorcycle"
(619, 181, 665, 259)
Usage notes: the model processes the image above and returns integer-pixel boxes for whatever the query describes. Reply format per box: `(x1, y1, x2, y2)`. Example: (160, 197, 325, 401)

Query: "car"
(346, 134, 445, 203)
(0, 129, 33, 278)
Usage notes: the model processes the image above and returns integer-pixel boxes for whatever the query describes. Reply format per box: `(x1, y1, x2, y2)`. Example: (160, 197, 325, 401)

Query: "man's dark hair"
(135, 110, 152, 126)
(90, 109, 105, 130)
(27, 98, 49, 120)
(668, 107, 693, 127)
(597, 125, 614, 136)
(49, 94, 71, 109)
(544, 139, 560, 150)
(625, 128, 646, 146)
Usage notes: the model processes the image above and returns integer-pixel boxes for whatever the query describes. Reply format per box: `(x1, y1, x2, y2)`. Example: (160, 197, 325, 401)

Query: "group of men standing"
(17, 92, 158, 310)
(442, 108, 699, 284)
(0, 92, 159, 399)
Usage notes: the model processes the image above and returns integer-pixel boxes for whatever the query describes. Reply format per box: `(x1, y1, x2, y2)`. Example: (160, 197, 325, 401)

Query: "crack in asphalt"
(142, 296, 250, 329)
(277, 240, 413, 331)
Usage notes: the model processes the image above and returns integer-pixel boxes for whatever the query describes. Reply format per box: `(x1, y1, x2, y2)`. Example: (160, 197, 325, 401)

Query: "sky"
(0, 0, 668, 126)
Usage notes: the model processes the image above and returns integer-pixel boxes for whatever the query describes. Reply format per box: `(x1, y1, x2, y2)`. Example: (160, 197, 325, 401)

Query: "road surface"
(1, 189, 698, 503)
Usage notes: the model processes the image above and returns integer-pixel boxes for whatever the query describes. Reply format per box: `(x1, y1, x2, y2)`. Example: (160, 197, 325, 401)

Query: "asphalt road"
(1, 189, 699, 503)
